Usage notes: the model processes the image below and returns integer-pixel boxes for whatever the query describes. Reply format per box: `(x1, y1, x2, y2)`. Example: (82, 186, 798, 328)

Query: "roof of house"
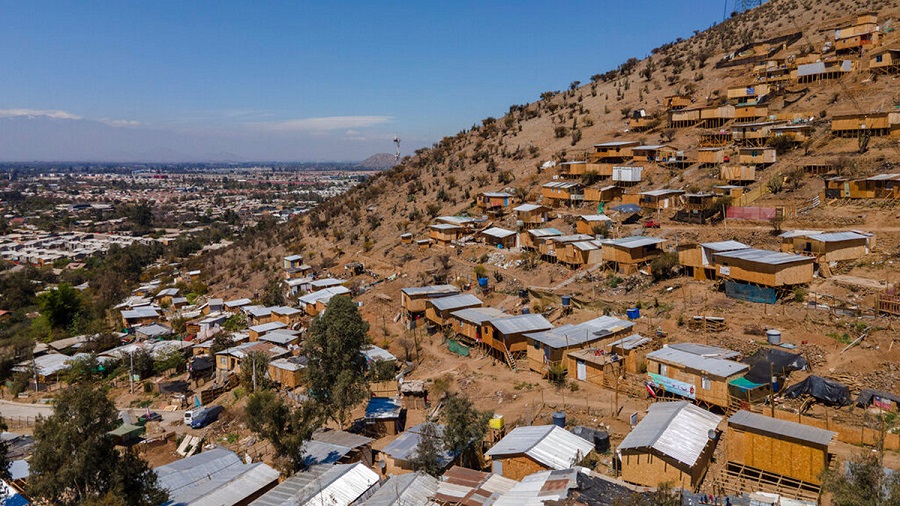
(365, 397, 402, 420)
(121, 307, 159, 320)
(271, 306, 302, 316)
(639, 189, 685, 197)
(450, 307, 508, 325)
(700, 240, 751, 252)
(311, 430, 374, 449)
(608, 334, 651, 350)
(777, 229, 824, 239)
(667, 342, 740, 360)
(729, 410, 835, 446)
(269, 356, 307, 372)
(713, 247, 814, 266)
(491, 468, 582, 506)
(248, 321, 287, 334)
(135, 323, 173, 337)
(253, 463, 379, 506)
(527, 228, 563, 238)
(481, 227, 517, 239)
(604, 236, 666, 249)
(301, 440, 354, 467)
(363, 345, 397, 363)
(580, 214, 612, 222)
(429, 223, 462, 231)
(432, 466, 517, 505)
(646, 346, 748, 378)
(310, 277, 345, 289)
(542, 181, 582, 189)
(298, 286, 351, 306)
(482, 191, 513, 198)
(618, 401, 721, 467)
(525, 316, 634, 349)
(400, 285, 460, 297)
(359, 472, 439, 506)
(284, 254, 303, 262)
(436, 216, 476, 225)
(486, 425, 595, 470)
(805, 231, 869, 243)
(594, 140, 640, 147)
(382, 423, 455, 467)
(488, 313, 553, 336)
(427, 294, 483, 312)
(513, 203, 547, 212)
(155, 447, 280, 506)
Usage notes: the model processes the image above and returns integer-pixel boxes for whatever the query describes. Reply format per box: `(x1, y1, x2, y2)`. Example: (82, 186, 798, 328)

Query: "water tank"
(626, 307, 640, 319)
(594, 430, 611, 453)
(552, 411, 566, 428)
(561, 295, 572, 307)
(766, 329, 782, 345)
(477, 277, 489, 288)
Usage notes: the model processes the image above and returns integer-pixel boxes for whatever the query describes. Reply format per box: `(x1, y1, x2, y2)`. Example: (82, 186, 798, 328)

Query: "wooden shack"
(425, 293, 482, 327)
(518, 227, 562, 251)
(524, 315, 634, 375)
(697, 148, 725, 167)
(712, 248, 814, 287)
(428, 224, 464, 245)
(834, 12, 880, 54)
(724, 410, 835, 500)
(629, 110, 654, 131)
(713, 185, 744, 199)
(664, 95, 693, 110)
(794, 60, 853, 83)
(268, 357, 306, 389)
(480, 227, 517, 249)
(639, 189, 684, 211)
(733, 104, 769, 124)
(831, 112, 900, 138)
(618, 401, 721, 490)
(591, 141, 640, 163)
(669, 107, 701, 128)
(559, 161, 588, 178)
(513, 203, 550, 229)
(583, 184, 625, 203)
(732, 121, 779, 146)
(738, 147, 776, 166)
(400, 233, 413, 244)
(698, 131, 732, 147)
(787, 231, 871, 261)
(727, 83, 770, 105)
(869, 48, 900, 74)
(825, 174, 900, 199)
(720, 165, 756, 184)
(477, 191, 513, 213)
(400, 285, 460, 323)
(482, 313, 552, 362)
(771, 124, 812, 144)
(631, 144, 677, 163)
(646, 344, 748, 409)
(607, 333, 651, 374)
(576, 215, 612, 235)
(485, 425, 594, 481)
(448, 307, 507, 346)
(556, 239, 603, 267)
(541, 181, 583, 206)
(601, 236, 666, 274)
(699, 105, 735, 128)
(567, 348, 619, 388)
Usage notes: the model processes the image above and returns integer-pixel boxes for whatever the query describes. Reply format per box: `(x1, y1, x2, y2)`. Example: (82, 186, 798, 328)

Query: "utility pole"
(770, 361, 776, 417)
(130, 350, 134, 394)
(252, 354, 257, 392)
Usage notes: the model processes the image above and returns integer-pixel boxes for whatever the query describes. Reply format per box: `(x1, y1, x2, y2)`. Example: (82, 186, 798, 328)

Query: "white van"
(184, 407, 204, 425)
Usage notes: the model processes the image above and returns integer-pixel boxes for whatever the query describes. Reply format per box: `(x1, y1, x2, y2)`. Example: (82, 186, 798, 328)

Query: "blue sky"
(0, 1, 730, 161)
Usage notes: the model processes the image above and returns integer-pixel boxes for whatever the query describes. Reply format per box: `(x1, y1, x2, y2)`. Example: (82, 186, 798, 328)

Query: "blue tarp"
(610, 204, 642, 213)
(725, 281, 777, 304)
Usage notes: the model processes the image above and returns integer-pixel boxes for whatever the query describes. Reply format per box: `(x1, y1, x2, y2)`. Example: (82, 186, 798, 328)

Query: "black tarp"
(856, 389, 900, 409)
(742, 348, 808, 384)
(782, 375, 851, 407)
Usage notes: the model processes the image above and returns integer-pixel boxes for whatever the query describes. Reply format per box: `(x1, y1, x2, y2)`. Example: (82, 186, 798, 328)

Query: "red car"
(643, 219, 661, 228)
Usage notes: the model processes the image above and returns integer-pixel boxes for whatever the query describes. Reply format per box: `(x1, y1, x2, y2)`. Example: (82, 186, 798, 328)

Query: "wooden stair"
(716, 462, 821, 503)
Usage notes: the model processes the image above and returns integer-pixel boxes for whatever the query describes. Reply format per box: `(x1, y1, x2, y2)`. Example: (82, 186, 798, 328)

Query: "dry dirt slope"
(203, 0, 900, 294)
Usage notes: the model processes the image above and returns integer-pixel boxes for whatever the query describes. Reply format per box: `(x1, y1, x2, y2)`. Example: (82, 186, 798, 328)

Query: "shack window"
(701, 376, 711, 390)
(533, 340, 540, 350)
(659, 363, 668, 376)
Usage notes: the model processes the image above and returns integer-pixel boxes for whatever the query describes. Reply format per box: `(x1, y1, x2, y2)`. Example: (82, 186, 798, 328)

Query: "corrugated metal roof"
(700, 240, 751, 252)
(310, 277, 345, 288)
(865, 173, 900, 181)
(491, 468, 581, 506)
(777, 230, 823, 239)
(488, 314, 553, 336)
(427, 294, 483, 311)
(713, 247, 813, 266)
(647, 347, 747, 377)
(429, 223, 462, 230)
(617, 401, 722, 467)
(225, 298, 252, 307)
(606, 236, 666, 248)
(382, 423, 455, 466)
(527, 228, 563, 238)
(526, 316, 634, 349)
(542, 181, 582, 189)
(729, 410, 835, 446)
(312, 430, 374, 449)
(608, 334, 651, 350)
(156, 447, 280, 506)
(365, 397, 402, 419)
(363, 345, 397, 363)
(594, 141, 639, 147)
(805, 231, 868, 243)
(434, 466, 517, 505)
(253, 463, 379, 506)
(400, 285, 460, 297)
(301, 440, 352, 466)
(482, 191, 513, 197)
(298, 286, 351, 305)
(436, 216, 476, 225)
(481, 227, 517, 239)
(248, 321, 287, 333)
(667, 343, 740, 360)
(360, 472, 439, 506)
(450, 307, 508, 325)
(549, 234, 594, 244)
(639, 189, 685, 197)
(486, 425, 595, 470)
(513, 203, 545, 212)
(580, 214, 612, 222)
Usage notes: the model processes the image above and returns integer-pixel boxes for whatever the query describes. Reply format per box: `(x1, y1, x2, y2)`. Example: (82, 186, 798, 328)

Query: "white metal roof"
(526, 316, 634, 349)
(486, 425, 595, 470)
(488, 314, 552, 336)
(729, 410, 835, 447)
(647, 346, 747, 378)
(481, 227, 517, 239)
(400, 285, 460, 297)
(427, 294, 483, 312)
(618, 401, 721, 467)
(606, 236, 666, 249)
(527, 228, 563, 238)
(253, 463, 379, 506)
(156, 447, 280, 506)
(513, 203, 545, 212)
(713, 247, 813, 266)
(298, 286, 351, 306)
(449, 307, 508, 325)
(579, 214, 611, 222)
(805, 231, 868, 243)
(700, 240, 751, 252)
(359, 472, 439, 506)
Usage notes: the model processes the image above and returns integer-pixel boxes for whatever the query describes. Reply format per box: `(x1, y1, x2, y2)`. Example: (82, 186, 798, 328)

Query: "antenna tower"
(393, 136, 401, 162)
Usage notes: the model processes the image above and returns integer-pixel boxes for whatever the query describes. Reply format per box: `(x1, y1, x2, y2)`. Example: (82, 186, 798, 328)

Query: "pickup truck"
(643, 219, 661, 228)
(190, 405, 224, 429)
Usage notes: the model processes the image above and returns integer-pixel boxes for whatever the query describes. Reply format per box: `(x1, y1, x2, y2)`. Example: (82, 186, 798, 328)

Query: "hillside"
(358, 153, 398, 169)
(204, 0, 899, 292)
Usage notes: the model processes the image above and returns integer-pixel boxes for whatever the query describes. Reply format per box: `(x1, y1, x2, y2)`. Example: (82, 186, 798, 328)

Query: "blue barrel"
(552, 411, 566, 428)
(521, 308, 530, 315)
(477, 277, 488, 288)
(626, 307, 640, 319)
(561, 295, 571, 307)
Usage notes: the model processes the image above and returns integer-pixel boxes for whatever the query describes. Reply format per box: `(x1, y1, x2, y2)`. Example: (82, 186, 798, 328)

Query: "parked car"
(190, 405, 224, 429)
(137, 412, 162, 425)
(643, 219, 661, 228)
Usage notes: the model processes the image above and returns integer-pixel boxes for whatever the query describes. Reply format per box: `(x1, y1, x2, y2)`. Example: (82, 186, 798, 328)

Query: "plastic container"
(561, 295, 572, 307)
(766, 329, 782, 345)
(477, 277, 489, 288)
(626, 307, 640, 319)
(521, 308, 530, 315)
(552, 411, 566, 428)
(489, 415, 505, 430)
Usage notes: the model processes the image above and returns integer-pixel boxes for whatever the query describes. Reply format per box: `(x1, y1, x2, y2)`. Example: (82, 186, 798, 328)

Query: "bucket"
(551, 411, 566, 428)
(626, 307, 640, 319)
(766, 329, 782, 345)
(561, 295, 572, 307)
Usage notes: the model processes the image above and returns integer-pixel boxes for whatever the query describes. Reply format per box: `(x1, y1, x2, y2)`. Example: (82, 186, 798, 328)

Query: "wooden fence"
(769, 408, 900, 451)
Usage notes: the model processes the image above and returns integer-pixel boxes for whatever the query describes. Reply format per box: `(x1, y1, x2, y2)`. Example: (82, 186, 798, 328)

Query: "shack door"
(576, 360, 587, 381)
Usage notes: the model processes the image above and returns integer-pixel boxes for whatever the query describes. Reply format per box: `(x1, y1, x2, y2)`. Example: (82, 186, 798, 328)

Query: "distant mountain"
(358, 153, 397, 169)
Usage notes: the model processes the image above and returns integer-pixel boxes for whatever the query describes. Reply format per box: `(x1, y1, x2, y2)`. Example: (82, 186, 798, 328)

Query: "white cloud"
(0, 108, 82, 120)
(99, 118, 142, 128)
(251, 115, 392, 132)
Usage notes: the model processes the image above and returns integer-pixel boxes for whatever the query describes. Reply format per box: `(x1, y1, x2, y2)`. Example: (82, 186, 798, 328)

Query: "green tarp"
(448, 339, 470, 357)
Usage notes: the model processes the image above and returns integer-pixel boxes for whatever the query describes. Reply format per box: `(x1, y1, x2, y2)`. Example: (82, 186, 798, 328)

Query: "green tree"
(409, 420, 445, 477)
(260, 278, 285, 307)
(28, 385, 167, 506)
(36, 283, 82, 330)
(442, 394, 490, 468)
(303, 295, 370, 427)
(0, 417, 10, 481)
(209, 333, 234, 355)
(822, 452, 900, 506)
(240, 350, 271, 392)
(246, 390, 321, 474)
(154, 347, 186, 375)
(221, 313, 246, 332)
